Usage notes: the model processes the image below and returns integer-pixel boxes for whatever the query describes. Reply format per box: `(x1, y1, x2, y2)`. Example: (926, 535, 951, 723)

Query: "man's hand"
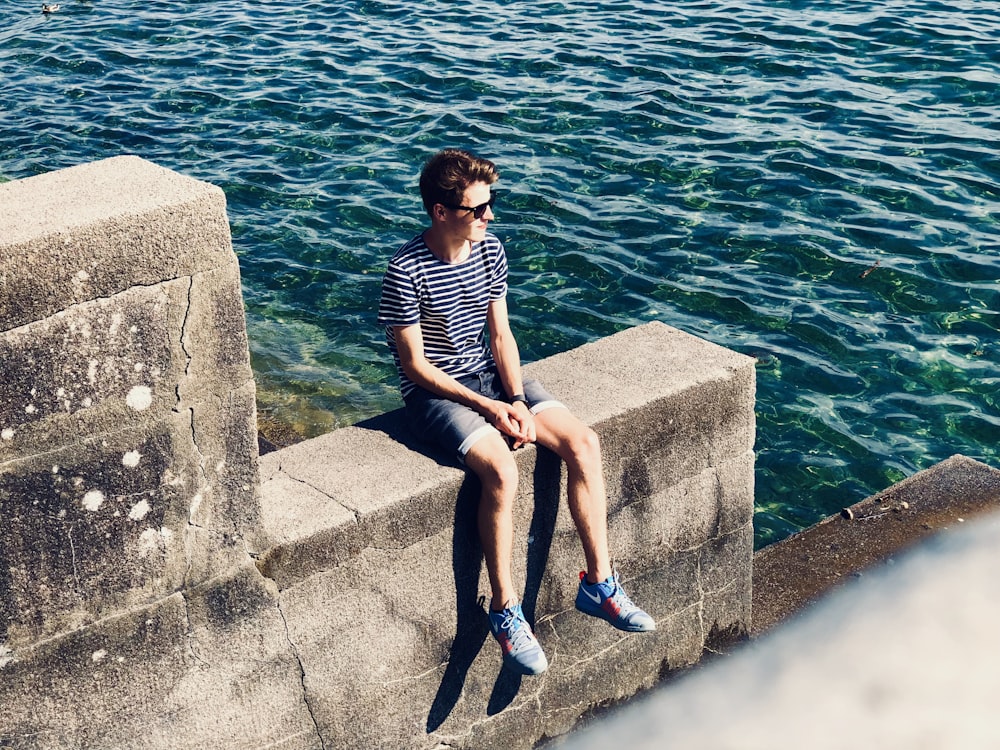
(487, 400, 536, 449)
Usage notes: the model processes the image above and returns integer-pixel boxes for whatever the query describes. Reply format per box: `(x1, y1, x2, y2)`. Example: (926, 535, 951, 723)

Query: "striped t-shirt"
(378, 232, 509, 397)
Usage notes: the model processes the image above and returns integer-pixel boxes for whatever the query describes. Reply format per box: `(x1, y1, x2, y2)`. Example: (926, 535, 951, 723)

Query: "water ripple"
(2, 0, 998, 547)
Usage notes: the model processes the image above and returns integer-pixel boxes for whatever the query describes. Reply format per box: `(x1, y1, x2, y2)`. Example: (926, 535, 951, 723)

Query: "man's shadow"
(425, 444, 562, 730)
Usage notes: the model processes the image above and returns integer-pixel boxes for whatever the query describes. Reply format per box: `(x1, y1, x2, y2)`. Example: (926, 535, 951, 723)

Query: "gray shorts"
(404, 367, 565, 463)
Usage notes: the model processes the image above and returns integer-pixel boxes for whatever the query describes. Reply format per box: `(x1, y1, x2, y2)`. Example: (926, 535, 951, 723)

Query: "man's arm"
(394, 323, 530, 444)
(486, 298, 536, 446)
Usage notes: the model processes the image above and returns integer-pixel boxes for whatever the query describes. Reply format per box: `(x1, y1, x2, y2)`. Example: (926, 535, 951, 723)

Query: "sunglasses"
(443, 191, 497, 220)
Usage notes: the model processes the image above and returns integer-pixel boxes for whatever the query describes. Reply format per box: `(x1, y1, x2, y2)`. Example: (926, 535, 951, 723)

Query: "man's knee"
(567, 425, 602, 468)
(467, 436, 519, 494)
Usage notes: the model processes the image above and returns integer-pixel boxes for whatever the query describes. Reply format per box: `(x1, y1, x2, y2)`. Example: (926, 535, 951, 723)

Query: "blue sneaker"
(489, 602, 548, 675)
(575, 571, 656, 632)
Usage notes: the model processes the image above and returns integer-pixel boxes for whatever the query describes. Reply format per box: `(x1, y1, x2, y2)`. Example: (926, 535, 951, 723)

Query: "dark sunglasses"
(443, 191, 497, 220)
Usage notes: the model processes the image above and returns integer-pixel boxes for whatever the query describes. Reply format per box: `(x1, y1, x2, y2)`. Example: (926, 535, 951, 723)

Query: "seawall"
(0, 157, 756, 749)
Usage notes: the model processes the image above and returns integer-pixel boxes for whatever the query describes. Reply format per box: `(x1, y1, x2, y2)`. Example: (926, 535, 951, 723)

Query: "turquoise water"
(2, 0, 997, 548)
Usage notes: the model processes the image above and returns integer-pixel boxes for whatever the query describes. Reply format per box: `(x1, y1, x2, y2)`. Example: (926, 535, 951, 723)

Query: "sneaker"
(575, 571, 656, 632)
(489, 602, 549, 675)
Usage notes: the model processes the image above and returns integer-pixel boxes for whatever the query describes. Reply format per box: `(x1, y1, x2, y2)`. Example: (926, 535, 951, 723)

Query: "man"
(378, 148, 654, 676)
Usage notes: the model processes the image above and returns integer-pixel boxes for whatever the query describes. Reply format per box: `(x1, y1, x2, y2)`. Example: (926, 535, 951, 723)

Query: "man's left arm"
(487, 297, 535, 446)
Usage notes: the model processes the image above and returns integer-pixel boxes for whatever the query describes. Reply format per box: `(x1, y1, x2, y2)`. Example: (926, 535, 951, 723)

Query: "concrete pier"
(0, 158, 757, 749)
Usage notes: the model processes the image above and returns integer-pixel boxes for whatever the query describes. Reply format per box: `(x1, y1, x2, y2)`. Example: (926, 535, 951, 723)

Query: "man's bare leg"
(534, 406, 656, 632)
(463, 432, 520, 611)
(465, 431, 549, 674)
(533, 407, 612, 583)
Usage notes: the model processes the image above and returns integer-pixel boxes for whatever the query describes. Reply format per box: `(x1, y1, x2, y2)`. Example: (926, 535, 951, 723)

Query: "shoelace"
(607, 579, 640, 614)
(500, 611, 535, 652)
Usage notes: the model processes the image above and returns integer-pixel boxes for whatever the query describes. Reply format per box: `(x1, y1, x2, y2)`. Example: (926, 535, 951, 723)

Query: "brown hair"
(419, 149, 499, 216)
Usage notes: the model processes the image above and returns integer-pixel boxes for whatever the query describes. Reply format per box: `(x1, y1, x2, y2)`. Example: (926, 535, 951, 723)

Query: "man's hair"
(419, 149, 499, 216)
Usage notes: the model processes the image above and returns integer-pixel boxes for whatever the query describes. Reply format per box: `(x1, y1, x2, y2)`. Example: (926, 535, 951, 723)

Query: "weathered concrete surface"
(0, 157, 264, 646)
(0, 156, 234, 331)
(258, 321, 757, 749)
(753, 454, 1000, 634)
(565, 456, 1000, 750)
(0, 562, 320, 749)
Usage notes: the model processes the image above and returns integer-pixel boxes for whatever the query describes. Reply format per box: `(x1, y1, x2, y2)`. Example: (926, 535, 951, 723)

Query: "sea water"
(2, 0, 997, 547)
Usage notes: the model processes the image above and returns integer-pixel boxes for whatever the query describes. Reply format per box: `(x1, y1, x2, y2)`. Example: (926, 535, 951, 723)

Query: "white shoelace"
(501, 611, 535, 652)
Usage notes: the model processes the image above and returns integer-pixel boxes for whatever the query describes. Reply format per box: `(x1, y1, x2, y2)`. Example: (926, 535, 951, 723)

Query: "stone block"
(0, 156, 233, 331)
(0, 157, 262, 647)
(0, 562, 320, 750)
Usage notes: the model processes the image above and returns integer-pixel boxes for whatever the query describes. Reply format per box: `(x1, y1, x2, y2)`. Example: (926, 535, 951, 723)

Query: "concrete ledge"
(0, 156, 233, 331)
(753, 454, 1000, 633)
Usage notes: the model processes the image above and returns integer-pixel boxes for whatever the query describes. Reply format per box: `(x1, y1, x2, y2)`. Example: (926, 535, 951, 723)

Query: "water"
(2, 0, 998, 548)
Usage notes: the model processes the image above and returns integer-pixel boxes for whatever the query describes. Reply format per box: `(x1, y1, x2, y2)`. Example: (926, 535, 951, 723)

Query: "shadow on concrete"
(426, 474, 489, 732)
(425, 445, 563, 729)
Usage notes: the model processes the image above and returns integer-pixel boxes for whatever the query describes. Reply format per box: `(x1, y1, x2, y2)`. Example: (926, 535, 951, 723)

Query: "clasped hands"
(489, 400, 535, 450)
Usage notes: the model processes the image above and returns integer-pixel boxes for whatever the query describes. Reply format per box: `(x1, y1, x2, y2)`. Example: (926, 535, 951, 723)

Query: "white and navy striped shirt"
(378, 232, 508, 398)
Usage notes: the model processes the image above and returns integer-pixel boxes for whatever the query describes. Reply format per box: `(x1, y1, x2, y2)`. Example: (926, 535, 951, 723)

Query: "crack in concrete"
(273, 597, 327, 750)
(383, 662, 442, 687)
(695, 547, 706, 642)
(435, 694, 540, 748)
(281, 471, 359, 524)
(178, 588, 208, 668)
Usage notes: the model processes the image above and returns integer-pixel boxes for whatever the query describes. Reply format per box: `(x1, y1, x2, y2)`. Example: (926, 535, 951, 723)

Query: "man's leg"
(532, 407, 612, 583)
(463, 431, 521, 611)
(533, 406, 656, 633)
(464, 431, 549, 674)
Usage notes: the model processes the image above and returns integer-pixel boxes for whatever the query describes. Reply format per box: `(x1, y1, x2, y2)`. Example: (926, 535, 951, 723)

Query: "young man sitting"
(377, 148, 655, 675)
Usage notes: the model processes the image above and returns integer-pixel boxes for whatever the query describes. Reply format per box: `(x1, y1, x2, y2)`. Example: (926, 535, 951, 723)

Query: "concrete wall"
(251, 320, 757, 749)
(0, 158, 757, 750)
(0, 156, 264, 645)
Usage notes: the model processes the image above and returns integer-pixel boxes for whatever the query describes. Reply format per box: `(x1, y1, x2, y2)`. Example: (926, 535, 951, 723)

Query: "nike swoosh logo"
(581, 586, 603, 605)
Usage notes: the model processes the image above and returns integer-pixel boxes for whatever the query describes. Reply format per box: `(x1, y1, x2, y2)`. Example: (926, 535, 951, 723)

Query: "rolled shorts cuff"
(404, 368, 565, 464)
(457, 424, 498, 458)
(530, 400, 565, 415)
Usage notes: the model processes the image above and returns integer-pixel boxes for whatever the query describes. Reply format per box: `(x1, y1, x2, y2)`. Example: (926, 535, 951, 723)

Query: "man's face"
(447, 181, 495, 243)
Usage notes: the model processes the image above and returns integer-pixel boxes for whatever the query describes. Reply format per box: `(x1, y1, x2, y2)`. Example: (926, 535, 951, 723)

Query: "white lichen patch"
(137, 527, 173, 557)
(73, 270, 90, 284)
(82, 489, 105, 512)
(87, 359, 99, 385)
(24, 404, 36, 415)
(122, 450, 142, 468)
(126, 385, 152, 411)
(128, 499, 151, 521)
(91, 649, 107, 663)
(134, 362, 145, 372)
(0, 645, 16, 669)
(189, 493, 203, 522)
(82, 397, 93, 408)
(1, 428, 14, 441)
(108, 312, 123, 337)
(52, 465, 60, 474)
